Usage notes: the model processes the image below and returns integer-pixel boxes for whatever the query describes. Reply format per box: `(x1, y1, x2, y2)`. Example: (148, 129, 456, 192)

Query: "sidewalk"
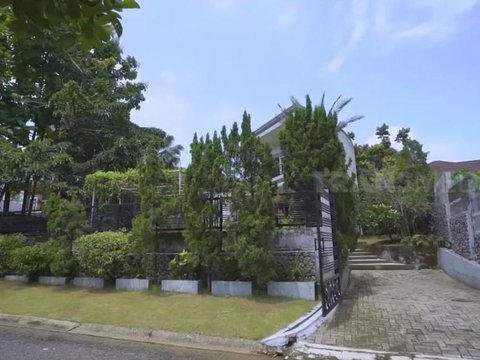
(305, 270, 480, 359)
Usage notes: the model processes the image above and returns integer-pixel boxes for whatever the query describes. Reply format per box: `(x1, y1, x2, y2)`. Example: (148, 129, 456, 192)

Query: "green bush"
(73, 231, 134, 280)
(0, 234, 26, 276)
(49, 246, 77, 277)
(11, 241, 52, 278)
(44, 193, 87, 247)
(168, 250, 199, 280)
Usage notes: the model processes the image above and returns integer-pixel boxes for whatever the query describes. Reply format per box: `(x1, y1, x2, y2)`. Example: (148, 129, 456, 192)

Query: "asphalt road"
(0, 325, 269, 360)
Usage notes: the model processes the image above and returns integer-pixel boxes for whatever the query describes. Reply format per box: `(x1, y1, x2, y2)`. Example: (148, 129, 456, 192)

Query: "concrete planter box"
(211, 281, 252, 297)
(4, 275, 28, 283)
(267, 281, 316, 300)
(161, 280, 201, 294)
(73, 277, 105, 289)
(38, 276, 67, 286)
(115, 278, 150, 291)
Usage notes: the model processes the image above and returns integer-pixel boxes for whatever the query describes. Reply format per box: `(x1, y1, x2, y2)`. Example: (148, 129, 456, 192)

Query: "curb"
(0, 313, 263, 355)
(293, 341, 471, 360)
(261, 302, 328, 351)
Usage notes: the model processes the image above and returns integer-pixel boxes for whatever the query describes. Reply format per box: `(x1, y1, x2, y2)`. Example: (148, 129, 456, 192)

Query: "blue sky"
(120, 0, 480, 166)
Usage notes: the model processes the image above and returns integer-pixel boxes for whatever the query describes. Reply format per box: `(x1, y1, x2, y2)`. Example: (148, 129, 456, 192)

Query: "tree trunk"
(28, 179, 38, 215)
(21, 180, 29, 215)
(2, 183, 11, 213)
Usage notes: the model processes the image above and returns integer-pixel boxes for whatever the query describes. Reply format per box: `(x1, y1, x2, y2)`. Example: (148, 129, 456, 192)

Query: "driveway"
(309, 270, 480, 359)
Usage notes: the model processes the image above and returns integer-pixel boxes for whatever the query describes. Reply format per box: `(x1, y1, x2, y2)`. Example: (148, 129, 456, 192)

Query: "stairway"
(349, 249, 414, 270)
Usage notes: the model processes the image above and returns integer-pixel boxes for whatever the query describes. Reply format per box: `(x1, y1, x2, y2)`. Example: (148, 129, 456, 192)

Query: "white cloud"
(372, 0, 480, 43)
(207, 0, 239, 14)
(324, 0, 480, 72)
(323, 0, 369, 72)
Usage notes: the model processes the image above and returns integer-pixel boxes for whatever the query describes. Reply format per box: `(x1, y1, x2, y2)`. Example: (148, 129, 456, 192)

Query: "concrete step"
(348, 255, 378, 260)
(349, 258, 387, 264)
(350, 263, 415, 270)
(350, 251, 372, 256)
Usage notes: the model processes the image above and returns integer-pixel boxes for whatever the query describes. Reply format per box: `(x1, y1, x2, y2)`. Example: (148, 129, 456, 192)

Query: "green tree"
(130, 143, 166, 252)
(183, 132, 227, 285)
(223, 112, 276, 286)
(357, 126, 433, 237)
(0, 0, 139, 50)
(279, 94, 358, 257)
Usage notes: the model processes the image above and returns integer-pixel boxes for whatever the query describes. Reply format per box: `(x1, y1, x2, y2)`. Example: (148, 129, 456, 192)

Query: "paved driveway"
(310, 270, 480, 359)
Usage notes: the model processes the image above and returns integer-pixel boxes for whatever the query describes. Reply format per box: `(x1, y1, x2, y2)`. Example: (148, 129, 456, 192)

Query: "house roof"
(429, 160, 480, 173)
(253, 105, 295, 135)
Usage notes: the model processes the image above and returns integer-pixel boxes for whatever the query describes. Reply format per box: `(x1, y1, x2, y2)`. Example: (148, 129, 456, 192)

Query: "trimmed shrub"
(11, 241, 53, 279)
(73, 231, 134, 280)
(0, 234, 26, 276)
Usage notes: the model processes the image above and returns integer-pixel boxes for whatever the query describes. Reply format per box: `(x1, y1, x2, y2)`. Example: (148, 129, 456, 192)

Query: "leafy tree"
(0, 0, 139, 50)
(357, 126, 434, 237)
(183, 132, 228, 285)
(223, 112, 276, 286)
(130, 143, 166, 252)
(279, 95, 359, 257)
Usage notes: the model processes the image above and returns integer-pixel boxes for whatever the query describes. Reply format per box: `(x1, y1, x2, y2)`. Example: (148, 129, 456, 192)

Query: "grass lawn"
(0, 280, 314, 340)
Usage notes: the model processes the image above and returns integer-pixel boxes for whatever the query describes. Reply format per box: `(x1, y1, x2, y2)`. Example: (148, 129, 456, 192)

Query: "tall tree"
(183, 132, 226, 285)
(223, 112, 276, 286)
(279, 94, 358, 256)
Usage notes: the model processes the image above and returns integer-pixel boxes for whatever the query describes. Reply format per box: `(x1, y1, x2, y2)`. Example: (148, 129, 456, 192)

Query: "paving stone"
(309, 270, 480, 359)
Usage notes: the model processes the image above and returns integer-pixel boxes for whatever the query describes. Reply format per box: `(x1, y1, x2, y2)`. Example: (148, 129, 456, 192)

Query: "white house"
(254, 106, 357, 187)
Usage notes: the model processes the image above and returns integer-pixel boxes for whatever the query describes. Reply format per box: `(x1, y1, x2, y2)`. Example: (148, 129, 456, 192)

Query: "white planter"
(161, 280, 201, 294)
(115, 278, 150, 291)
(211, 281, 252, 297)
(73, 277, 105, 289)
(4, 275, 28, 283)
(267, 281, 316, 300)
(38, 276, 67, 286)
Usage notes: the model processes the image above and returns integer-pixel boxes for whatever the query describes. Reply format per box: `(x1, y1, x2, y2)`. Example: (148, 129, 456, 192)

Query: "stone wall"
(273, 250, 317, 281)
(449, 214, 470, 258)
(126, 253, 178, 281)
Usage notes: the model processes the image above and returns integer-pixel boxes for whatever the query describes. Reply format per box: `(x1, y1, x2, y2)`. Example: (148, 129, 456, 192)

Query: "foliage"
(43, 193, 87, 247)
(356, 125, 434, 237)
(168, 250, 199, 280)
(85, 169, 139, 205)
(130, 143, 166, 252)
(10, 240, 70, 278)
(284, 255, 310, 281)
(0, 0, 140, 51)
(223, 112, 277, 286)
(279, 94, 359, 257)
(184, 131, 228, 284)
(11, 243, 50, 278)
(0, 233, 25, 276)
(73, 231, 134, 279)
(359, 203, 400, 237)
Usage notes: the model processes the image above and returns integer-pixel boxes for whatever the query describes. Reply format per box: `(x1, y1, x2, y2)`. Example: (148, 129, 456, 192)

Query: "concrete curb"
(0, 313, 263, 355)
(293, 341, 470, 360)
(260, 302, 327, 350)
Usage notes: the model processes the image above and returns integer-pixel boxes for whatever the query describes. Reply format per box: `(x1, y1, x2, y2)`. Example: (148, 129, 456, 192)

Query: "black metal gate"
(314, 175, 342, 316)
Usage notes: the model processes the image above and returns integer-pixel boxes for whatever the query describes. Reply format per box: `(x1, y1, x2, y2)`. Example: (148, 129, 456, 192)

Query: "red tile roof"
(429, 160, 480, 172)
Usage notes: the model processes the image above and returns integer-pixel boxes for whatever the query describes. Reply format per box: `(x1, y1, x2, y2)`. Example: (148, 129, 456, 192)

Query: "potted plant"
(73, 231, 132, 289)
(267, 254, 316, 300)
(161, 250, 201, 294)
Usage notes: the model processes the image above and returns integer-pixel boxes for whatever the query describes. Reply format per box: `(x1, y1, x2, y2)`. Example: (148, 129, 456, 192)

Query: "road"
(0, 325, 269, 360)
